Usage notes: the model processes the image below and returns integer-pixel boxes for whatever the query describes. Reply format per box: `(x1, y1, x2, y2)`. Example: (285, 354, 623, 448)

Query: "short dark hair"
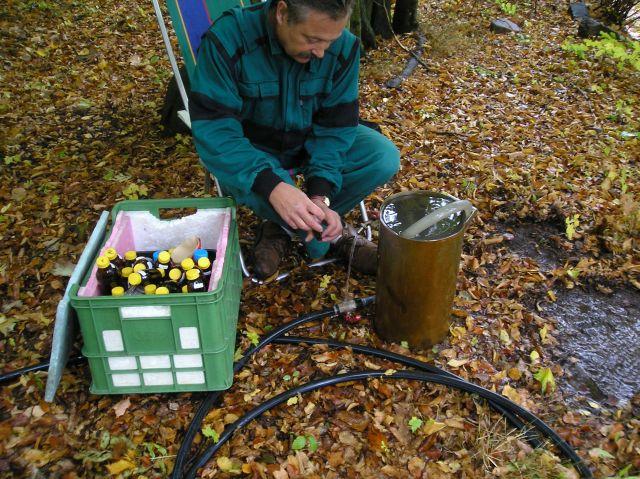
(279, 0, 355, 23)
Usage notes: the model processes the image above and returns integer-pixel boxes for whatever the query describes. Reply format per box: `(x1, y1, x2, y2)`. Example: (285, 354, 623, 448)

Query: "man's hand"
(268, 183, 325, 242)
(309, 196, 342, 242)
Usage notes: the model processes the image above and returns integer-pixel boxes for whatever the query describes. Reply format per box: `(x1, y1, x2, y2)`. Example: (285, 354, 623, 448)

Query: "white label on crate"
(179, 327, 200, 349)
(176, 371, 205, 384)
(108, 356, 137, 371)
(140, 355, 171, 369)
(143, 372, 174, 386)
(112, 373, 141, 387)
(173, 354, 203, 368)
(103, 330, 124, 352)
(120, 306, 171, 319)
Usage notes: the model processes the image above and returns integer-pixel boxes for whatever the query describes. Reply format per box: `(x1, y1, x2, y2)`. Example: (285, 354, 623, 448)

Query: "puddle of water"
(505, 222, 640, 405)
(504, 222, 563, 270)
(541, 287, 640, 406)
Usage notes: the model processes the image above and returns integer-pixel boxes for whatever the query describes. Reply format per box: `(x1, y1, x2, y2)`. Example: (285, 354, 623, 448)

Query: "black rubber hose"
(170, 300, 366, 478)
(185, 370, 593, 479)
(0, 355, 85, 385)
(275, 335, 543, 448)
(173, 295, 551, 478)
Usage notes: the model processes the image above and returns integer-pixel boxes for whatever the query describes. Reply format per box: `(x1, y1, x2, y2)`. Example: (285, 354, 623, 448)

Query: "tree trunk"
(359, 0, 377, 49)
(349, 0, 362, 40)
(371, 0, 393, 38)
(392, 0, 418, 33)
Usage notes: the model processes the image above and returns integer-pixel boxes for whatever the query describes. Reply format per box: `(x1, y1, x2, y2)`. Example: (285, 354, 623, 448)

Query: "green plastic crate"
(69, 198, 242, 394)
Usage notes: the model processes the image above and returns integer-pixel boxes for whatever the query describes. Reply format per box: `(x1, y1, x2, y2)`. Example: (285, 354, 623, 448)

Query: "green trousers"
(220, 124, 400, 258)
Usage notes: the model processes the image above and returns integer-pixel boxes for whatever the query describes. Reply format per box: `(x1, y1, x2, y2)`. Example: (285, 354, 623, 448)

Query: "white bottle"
(170, 236, 201, 265)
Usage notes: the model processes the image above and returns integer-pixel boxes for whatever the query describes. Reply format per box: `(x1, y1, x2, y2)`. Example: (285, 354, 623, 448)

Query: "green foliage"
(244, 330, 259, 346)
(533, 367, 556, 394)
(495, 0, 517, 15)
(202, 425, 220, 443)
(562, 33, 640, 72)
(143, 442, 168, 459)
(408, 416, 423, 433)
(122, 183, 148, 200)
(565, 214, 580, 240)
(606, 464, 640, 478)
(608, 98, 635, 123)
(291, 434, 318, 453)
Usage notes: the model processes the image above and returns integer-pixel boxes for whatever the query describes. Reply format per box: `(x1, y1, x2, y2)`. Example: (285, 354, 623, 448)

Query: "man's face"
(274, 1, 348, 63)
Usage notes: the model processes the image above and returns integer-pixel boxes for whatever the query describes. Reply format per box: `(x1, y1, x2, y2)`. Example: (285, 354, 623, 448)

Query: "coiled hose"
(172, 297, 593, 479)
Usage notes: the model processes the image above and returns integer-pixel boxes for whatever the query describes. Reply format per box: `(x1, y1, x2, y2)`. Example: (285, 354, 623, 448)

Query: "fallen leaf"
(447, 358, 469, 368)
(422, 419, 446, 435)
(112, 398, 131, 418)
(533, 367, 556, 394)
(106, 459, 135, 475)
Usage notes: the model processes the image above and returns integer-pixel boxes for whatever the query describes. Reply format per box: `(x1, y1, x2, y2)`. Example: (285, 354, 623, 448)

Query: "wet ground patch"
(503, 221, 640, 406)
(541, 285, 640, 406)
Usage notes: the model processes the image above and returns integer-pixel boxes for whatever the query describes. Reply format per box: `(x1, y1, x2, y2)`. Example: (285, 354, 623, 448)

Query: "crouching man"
(191, 0, 400, 280)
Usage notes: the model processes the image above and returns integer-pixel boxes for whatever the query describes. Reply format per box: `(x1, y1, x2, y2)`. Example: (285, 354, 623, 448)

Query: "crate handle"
(109, 198, 236, 222)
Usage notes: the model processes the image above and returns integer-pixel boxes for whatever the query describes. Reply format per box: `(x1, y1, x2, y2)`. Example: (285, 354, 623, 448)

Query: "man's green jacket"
(190, 0, 360, 202)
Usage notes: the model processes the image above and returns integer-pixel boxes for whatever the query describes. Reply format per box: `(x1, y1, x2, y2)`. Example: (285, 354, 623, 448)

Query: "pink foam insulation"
(208, 211, 230, 292)
(79, 208, 231, 297)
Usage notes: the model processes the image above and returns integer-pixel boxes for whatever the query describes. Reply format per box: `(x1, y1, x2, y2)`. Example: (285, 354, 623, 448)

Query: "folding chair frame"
(152, 0, 372, 282)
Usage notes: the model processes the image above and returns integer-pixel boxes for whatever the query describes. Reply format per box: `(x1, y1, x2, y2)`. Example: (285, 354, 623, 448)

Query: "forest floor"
(1, 0, 639, 477)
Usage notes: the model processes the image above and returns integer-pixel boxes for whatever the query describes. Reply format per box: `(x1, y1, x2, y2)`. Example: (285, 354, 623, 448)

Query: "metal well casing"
(375, 191, 474, 348)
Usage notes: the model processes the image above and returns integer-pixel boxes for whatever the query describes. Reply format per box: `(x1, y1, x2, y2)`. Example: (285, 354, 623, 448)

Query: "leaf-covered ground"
(1, 0, 639, 477)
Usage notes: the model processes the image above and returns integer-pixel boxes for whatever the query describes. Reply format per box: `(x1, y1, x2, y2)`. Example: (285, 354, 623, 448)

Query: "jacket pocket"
(237, 81, 280, 120)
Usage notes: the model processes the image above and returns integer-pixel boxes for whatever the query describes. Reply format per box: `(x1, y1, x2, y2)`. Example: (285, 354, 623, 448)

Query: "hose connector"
(334, 296, 376, 315)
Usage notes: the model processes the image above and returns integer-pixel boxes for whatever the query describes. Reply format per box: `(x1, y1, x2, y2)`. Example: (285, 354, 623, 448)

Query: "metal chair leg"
(204, 170, 212, 195)
(359, 200, 372, 241)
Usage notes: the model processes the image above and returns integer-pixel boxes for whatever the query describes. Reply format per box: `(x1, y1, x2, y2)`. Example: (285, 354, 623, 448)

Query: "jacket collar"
(263, 0, 283, 56)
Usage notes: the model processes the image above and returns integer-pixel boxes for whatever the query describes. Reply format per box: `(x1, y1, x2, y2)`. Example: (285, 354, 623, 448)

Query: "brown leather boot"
(252, 220, 292, 281)
(330, 224, 378, 275)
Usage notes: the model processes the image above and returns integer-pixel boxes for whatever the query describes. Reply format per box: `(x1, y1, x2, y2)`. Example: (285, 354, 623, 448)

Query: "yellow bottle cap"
(181, 258, 195, 271)
(124, 250, 137, 261)
(96, 256, 110, 269)
(144, 284, 157, 295)
(181, 285, 188, 293)
(128, 272, 142, 286)
(111, 286, 125, 296)
(104, 248, 117, 260)
(156, 286, 170, 295)
(197, 257, 211, 269)
(186, 269, 200, 281)
(120, 267, 133, 278)
(158, 251, 171, 264)
(133, 263, 146, 273)
(157, 268, 166, 278)
(169, 268, 182, 281)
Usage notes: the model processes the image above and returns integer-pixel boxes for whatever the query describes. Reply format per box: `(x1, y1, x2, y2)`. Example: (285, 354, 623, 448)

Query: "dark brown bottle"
(104, 248, 125, 270)
(96, 256, 120, 295)
(126, 272, 144, 295)
(185, 268, 206, 293)
(197, 257, 212, 286)
(120, 267, 134, 287)
(156, 250, 172, 274)
(168, 267, 184, 285)
(134, 256, 155, 271)
(139, 268, 165, 284)
(180, 257, 195, 272)
(163, 281, 181, 293)
(123, 250, 137, 268)
(111, 286, 125, 297)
